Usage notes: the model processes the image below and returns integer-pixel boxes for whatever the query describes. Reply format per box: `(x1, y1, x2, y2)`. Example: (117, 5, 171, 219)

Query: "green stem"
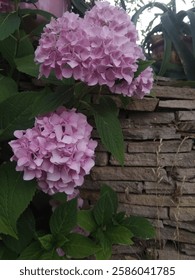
(95, 86, 102, 104)
(14, 0, 20, 13)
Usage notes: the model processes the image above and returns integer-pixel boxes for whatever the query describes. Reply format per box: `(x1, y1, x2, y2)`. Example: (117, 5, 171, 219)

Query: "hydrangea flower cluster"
(0, 0, 12, 12)
(35, 1, 153, 98)
(9, 107, 97, 195)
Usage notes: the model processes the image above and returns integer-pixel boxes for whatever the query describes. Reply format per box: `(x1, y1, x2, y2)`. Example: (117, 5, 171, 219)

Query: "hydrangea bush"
(0, 0, 155, 260)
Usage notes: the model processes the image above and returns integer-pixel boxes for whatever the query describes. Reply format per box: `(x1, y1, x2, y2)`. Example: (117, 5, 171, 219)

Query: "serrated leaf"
(0, 13, 20, 41)
(93, 185, 118, 226)
(93, 96, 124, 165)
(2, 209, 35, 254)
(0, 163, 36, 238)
(94, 229, 112, 260)
(106, 225, 133, 245)
(64, 233, 100, 259)
(112, 211, 126, 225)
(124, 216, 155, 239)
(93, 194, 112, 226)
(50, 199, 77, 236)
(77, 210, 97, 232)
(0, 75, 18, 103)
(101, 185, 118, 213)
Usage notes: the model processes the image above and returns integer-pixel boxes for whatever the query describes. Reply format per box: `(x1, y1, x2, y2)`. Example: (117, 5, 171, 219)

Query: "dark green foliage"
(133, 2, 195, 80)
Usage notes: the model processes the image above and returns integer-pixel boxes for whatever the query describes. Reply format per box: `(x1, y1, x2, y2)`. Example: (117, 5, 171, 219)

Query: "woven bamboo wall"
(82, 84, 195, 260)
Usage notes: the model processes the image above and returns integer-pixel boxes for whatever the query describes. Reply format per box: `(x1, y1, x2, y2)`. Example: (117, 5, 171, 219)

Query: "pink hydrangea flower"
(110, 66, 154, 98)
(9, 107, 97, 195)
(84, 1, 138, 43)
(35, 1, 153, 98)
(35, 12, 90, 81)
(0, 0, 12, 12)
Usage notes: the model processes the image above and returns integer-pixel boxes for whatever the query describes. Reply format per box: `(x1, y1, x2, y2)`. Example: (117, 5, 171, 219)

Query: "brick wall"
(82, 84, 195, 260)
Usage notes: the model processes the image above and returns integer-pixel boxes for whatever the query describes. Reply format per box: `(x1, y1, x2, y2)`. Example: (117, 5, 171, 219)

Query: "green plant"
(132, 1, 195, 80)
(0, 0, 155, 260)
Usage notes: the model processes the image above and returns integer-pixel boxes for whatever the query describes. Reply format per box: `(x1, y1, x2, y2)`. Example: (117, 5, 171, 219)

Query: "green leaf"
(40, 249, 61, 260)
(0, 244, 18, 260)
(135, 59, 154, 78)
(0, 35, 17, 68)
(18, 241, 45, 260)
(19, 8, 56, 21)
(15, 54, 39, 78)
(51, 192, 67, 203)
(0, 92, 34, 140)
(20, 242, 62, 260)
(64, 233, 100, 259)
(15, 54, 70, 85)
(93, 185, 118, 226)
(71, 0, 90, 16)
(101, 185, 118, 213)
(132, 2, 170, 26)
(0, 88, 73, 141)
(119, 95, 130, 108)
(0, 242, 6, 259)
(161, 11, 195, 80)
(77, 210, 97, 232)
(0, 75, 18, 103)
(93, 96, 124, 165)
(0, 13, 20, 41)
(17, 31, 34, 57)
(0, 162, 36, 238)
(30, 86, 74, 118)
(112, 211, 126, 225)
(94, 229, 112, 260)
(55, 234, 69, 248)
(38, 234, 53, 251)
(50, 199, 77, 236)
(2, 209, 35, 254)
(157, 32, 172, 76)
(106, 225, 133, 245)
(186, 10, 195, 57)
(123, 216, 155, 239)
